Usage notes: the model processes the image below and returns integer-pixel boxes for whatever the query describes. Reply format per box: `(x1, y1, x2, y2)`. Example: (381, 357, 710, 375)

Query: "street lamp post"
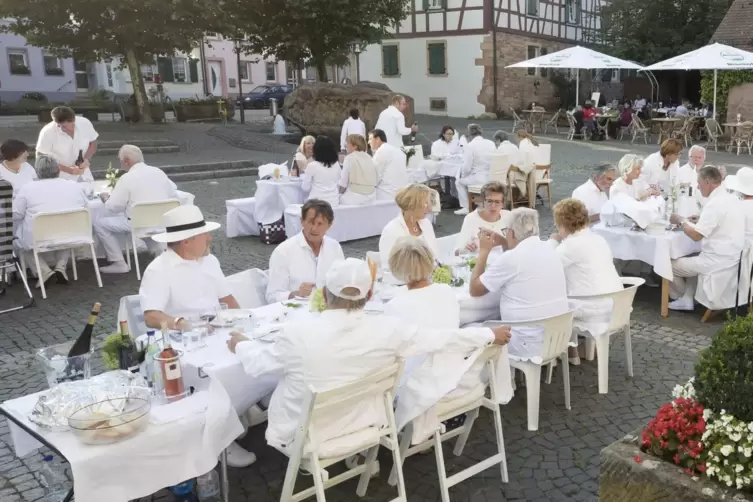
(235, 40, 245, 124)
(352, 43, 362, 83)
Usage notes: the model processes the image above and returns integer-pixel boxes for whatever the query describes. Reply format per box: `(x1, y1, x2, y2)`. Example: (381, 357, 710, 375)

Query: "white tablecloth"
(254, 179, 306, 225)
(593, 223, 702, 281)
(412, 158, 463, 183)
(2, 378, 242, 502)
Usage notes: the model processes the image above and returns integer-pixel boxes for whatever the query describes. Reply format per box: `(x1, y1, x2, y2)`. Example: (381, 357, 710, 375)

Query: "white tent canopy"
(643, 43, 753, 118)
(506, 46, 643, 106)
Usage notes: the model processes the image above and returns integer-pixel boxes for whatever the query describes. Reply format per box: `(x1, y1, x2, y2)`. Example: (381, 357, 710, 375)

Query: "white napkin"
(149, 391, 209, 425)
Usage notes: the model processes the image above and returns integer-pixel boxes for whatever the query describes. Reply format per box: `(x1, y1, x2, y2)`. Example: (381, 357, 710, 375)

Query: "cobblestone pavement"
(0, 121, 727, 502)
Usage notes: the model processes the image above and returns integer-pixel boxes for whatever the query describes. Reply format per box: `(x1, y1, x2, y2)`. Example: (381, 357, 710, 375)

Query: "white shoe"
(454, 208, 469, 216)
(100, 261, 130, 274)
(225, 442, 256, 468)
(668, 298, 694, 311)
(568, 356, 581, 365)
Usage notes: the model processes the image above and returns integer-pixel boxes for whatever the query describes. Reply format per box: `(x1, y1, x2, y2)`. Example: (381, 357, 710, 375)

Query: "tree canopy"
(228, 0, 411, 80)
(592, 0, 729, 65)
(0, 0, 225, 121)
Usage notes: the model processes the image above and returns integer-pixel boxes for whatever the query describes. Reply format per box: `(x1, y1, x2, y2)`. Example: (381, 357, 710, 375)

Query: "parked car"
(238, 85, 294, 109)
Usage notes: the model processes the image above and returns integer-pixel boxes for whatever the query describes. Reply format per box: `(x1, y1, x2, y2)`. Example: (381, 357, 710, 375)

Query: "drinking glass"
(216, 303, 229, 325)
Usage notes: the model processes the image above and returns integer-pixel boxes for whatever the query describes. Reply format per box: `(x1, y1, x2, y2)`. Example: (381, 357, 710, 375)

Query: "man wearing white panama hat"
(139, 205, 256, 467)
(725, 166, 753, 243)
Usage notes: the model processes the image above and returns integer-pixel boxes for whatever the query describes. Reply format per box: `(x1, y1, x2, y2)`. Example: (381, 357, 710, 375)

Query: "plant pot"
(121, 103, 166, 123)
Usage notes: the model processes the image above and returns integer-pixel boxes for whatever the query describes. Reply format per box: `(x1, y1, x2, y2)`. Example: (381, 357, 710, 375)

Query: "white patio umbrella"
(643, 43, 753, 118)
(506, 45, 643, 106)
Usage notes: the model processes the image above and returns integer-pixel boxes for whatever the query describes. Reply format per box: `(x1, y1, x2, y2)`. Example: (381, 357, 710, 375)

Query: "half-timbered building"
(359, 0, 616, 116)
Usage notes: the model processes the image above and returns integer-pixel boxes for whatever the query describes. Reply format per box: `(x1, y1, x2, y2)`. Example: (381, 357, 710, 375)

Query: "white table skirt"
(2, 378, 242, 502)
(284, 201, 401, 243)
(254, 179, 306, 225)
(592, 223, 702, 281)
(226, 198, 260, 238)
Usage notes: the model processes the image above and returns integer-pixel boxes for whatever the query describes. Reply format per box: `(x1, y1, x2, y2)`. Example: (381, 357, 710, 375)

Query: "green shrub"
(21, 92, 47, 102)
(695, 314, 753, 421)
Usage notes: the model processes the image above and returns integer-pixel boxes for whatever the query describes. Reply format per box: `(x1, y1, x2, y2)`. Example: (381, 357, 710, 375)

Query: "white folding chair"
(127, 199, 180, 280)
(0, 181, 34, 313)
(19, 208, 102, 300)
(570, 278, 644, 394)
(532, 144, 552, 207)
(117, 294, 147, 338)
(388, 346, 508, 502)
(279, 361, 407, 502)
(503, 311, 573, 431)
(226, 268, 269, 309)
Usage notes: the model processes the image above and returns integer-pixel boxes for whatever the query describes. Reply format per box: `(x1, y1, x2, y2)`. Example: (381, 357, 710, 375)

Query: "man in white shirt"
(572, 163, 616, 222)
(94, 145, 179, 273)
(138, 205, 255, 468)
(340, 109, 367, 151)
(674, 101, 689, 117)
(679, 145, 707, 207)
(228, 257, 511, 454)
(369, 129, 409, 201)
(455, 124, 497, 216)
(469, 208, 569, 360)
(35, 106, 98, 182)
(667, 166, 745, 311)
(633, 94, 647, 112)
(266, 199, 344, 303)
(375, 94, 418, 148)
(641, 139, 683, 192)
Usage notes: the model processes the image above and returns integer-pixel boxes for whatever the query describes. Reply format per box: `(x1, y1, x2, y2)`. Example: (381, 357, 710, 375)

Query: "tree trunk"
(315, 60, 328, 82)
(124, 48, 152, 123)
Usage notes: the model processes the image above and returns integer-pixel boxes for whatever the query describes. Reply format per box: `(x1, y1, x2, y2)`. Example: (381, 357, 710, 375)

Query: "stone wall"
(475, 32, 624, 115)
(726, 83, 753, 124)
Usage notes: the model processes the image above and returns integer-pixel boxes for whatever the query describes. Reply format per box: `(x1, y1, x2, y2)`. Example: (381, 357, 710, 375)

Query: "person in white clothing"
(379, 184, 438, 282)
(374, 94, 418, 148)
(227, 257, 511, 456)
(493, 130, 520, 164)
(725, 167, 753, 243)
(339, 134, 377, 205)
(679, 145, 707, 207)
(610, 154, 659, 201)
(35, 106, 98, 182)
(455, 124, 496, 215)
(266, 199, 344, 303)
(13, 155, 87, 288)
(369, 129, 409, 200)
(548, 199, 622, 364)
(93, 145, 179, 273)
(667, 166, 745, 311)
(431, 126, 460, 159)
(0, 139, 37, 193)
(291, 135, 314, 177)
(673, 101, 689, 117)
(301, 136, 342, 207)
(572, 163, 617, 222)
(339, 109, 366, 151)
(138, 204, 253, 468)
(633, 94, 647, 113)
(641, 139, 683, 193)
(470, 208, 569, 359)
(510, 130, 538, 199)
(455, 181, 511, 254)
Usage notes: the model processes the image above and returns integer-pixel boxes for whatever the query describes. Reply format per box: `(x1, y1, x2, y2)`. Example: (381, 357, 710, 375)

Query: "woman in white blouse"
(379, 184, 438, 283)
(292, 135, 314, 177)
(512, 130, 538, 198)
(455, 181, 511, 254)
(430, 126, 460, 159)
(610, 154, 659, 201)
(549, 198, 622, 364)
(339, 134, 377, 205)
(301, 136, 342, 207)
(0, 139, 37, 192)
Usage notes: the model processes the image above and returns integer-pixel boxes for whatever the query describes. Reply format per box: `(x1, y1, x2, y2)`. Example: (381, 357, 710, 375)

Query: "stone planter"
(121, 103, 166, 123)
(600, 429, 753, 501)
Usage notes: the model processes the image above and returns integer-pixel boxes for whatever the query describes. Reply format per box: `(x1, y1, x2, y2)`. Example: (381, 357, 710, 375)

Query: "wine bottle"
(75, 150, 84, 167)
(158, 343, 185, 402)
(118, 321, 139, 372)
(67, 303, 100, 358)
(410, 122, 417, 143)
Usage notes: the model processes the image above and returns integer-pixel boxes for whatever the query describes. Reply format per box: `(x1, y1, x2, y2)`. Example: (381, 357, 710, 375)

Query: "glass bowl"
(68, 395, 150, 445)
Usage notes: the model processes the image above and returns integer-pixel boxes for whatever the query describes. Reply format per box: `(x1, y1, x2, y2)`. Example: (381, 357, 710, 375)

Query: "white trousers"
(456, 173, 488, 211)
(26, 250, 70, 277)
(670, 255, 704, 300)
(93, 215, 162, 263)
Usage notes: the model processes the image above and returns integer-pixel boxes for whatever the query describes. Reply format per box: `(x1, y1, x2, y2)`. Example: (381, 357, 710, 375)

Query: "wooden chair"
(670, 117, 694, 147)
(729, 121, 753, 155)
(532, 144, 552, 207)
(565, 112, 584, 141)
(510, 107, 527, 133)
(543, 109, 562, 135)
(705, 118, 724, 152)
(629, 114, 650, 144)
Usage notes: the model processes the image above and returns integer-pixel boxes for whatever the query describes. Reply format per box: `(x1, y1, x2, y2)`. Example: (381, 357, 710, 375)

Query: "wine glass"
(216, 303, 229, 325)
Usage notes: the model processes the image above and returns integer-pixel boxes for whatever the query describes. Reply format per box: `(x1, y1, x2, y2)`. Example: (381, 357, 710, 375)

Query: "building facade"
(358, 0, 616, 117)
(0, 21, 77, 103)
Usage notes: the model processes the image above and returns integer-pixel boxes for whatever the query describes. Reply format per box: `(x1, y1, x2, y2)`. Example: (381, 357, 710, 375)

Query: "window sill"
(44, 72, 65, 77)
(9, 73, 32, 76)
(427, 73, 448, 77)
(381, 74, 401, 78)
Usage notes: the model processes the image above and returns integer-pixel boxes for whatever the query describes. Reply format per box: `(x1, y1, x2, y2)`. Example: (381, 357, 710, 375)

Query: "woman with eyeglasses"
(455, 181, 511, 255)
(430, 125, 460, 159)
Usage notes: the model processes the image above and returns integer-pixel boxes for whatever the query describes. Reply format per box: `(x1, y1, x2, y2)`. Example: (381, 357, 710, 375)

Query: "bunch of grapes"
(309, 288, 327, 313)
(431, 265, 452, 284)
(467, 257, 477, 270)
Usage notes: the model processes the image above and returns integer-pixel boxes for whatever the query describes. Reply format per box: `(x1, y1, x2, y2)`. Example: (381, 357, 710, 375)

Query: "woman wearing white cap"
(724, 166, 753, 243)
(138, 204, 256, 467)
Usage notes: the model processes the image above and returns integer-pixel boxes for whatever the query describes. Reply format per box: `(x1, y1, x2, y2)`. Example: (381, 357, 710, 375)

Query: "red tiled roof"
(712, 0, 753, 50)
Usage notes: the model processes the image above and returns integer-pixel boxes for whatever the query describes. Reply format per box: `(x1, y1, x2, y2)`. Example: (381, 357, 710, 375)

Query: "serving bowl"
(68, 395, 150, 445)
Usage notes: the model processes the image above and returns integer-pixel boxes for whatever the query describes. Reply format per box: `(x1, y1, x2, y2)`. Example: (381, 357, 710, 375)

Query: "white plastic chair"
(19, 208, 102, 300)
(279, 361, 408, 502)
(126, 199, 180, 280)
(388, 346, 508, 502)
(500, 311, 573, 431)
(570, 277, 644, 395)
(226, 268, 269, 309)
(467, 154, 511, 210)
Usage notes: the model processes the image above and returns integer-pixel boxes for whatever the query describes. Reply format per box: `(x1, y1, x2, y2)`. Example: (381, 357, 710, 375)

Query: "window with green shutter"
(157, 57, 174, 82)
(382, 45, 399, 77)
(427, 42, 446, 76)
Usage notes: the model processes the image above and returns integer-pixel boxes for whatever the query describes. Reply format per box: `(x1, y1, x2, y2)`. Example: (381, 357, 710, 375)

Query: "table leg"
(661, 279, 670, 317)
(220, 448, 230, 502)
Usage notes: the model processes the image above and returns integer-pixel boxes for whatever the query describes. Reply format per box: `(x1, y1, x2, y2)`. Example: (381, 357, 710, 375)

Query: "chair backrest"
(632, 114, 646, 130)
(533, 144, 551, 167)
(548, 110, 562, 124)
(436, 233, 459, 261)
(489, 154, 511, 183)
(31, 208, 93, 245)
(117, 294, 147, 338)
(488, 311, 574, 363)
(130, 199, 181, 231)
(0, 181, 12, 263)
(226, 268, 269, 309)
(706, 118, 721, 136)
(568, 277, 645, 333)
(510, 107, 522, 121)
